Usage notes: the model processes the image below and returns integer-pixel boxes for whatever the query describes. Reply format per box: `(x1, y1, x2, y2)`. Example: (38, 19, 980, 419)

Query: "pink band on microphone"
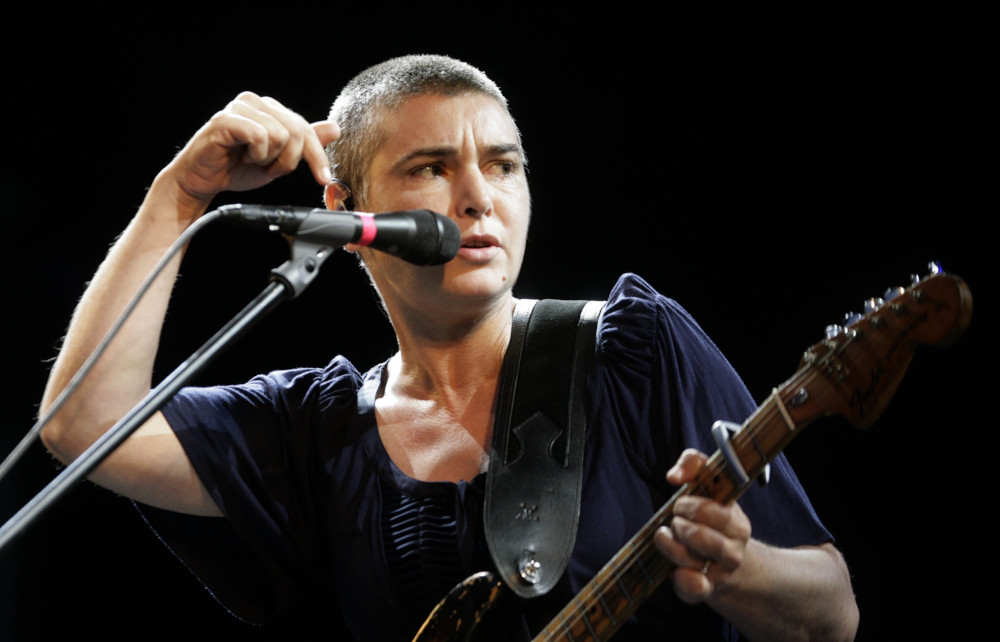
(357, 213, 377, 246)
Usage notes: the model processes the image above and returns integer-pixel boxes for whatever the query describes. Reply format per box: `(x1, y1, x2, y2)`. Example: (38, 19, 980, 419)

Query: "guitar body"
(411, 572, 510, 642)
(413, 267, 972, 642)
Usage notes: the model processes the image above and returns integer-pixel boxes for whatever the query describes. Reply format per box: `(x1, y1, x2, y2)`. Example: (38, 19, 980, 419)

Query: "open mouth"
(457, 235, 500, 261)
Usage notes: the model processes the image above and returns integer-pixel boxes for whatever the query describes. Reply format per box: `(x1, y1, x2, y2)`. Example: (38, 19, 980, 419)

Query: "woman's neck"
(386, 293, 515, 408)
(373, 293, 517, 483)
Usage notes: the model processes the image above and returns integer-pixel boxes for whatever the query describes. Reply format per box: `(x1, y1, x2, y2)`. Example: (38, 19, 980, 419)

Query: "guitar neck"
(532, 382, 817, 641)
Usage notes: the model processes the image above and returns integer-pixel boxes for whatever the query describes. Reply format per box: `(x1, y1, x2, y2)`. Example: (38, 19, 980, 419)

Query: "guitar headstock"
(795, 263, 972, 429)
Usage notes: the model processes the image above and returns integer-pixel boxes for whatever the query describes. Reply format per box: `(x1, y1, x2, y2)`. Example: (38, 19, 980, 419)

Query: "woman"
(40, 55, 858, 640)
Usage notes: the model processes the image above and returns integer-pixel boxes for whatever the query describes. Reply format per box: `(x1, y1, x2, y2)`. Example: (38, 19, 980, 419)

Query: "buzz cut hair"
(327, 54, 522, 205)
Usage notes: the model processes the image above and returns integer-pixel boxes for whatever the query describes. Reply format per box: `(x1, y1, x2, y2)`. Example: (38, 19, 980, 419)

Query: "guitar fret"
(615, 576, 633, 604)
(748, 425, 768, 462)
(581, 599, 598, 639)
(771, 387, 798, 432)
(618, 548, 655, 602)
(597, 593, 615, 627)
(632, 541, 654, 586)
(558, 618, 576, 642)
(541, 608, 574, 642)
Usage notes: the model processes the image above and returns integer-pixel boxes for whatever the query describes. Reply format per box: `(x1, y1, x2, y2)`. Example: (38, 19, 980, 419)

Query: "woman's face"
(354, 92, 531, 319)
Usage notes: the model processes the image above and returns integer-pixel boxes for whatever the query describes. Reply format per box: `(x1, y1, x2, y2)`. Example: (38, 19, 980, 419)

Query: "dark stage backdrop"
(2, 7, 995, 641)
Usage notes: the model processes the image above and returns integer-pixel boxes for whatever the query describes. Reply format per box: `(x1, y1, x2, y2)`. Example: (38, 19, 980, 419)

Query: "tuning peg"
(825, 324, 844, 339)
(913, 261, 943, 284)
(863, 297, 885, 314)
(843, 311, 862, 326)
(884, 286, 906, 301)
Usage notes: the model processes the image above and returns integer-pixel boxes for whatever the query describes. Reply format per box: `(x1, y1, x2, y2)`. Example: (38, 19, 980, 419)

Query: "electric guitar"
(414, 265, 973, 641)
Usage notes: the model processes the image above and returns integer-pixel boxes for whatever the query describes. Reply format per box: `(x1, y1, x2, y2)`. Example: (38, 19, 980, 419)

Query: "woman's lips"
(457, 235, 500, 262)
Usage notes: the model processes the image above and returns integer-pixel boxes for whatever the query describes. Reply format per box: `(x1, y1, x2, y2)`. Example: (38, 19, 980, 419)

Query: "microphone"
(218, 204, 460, 266)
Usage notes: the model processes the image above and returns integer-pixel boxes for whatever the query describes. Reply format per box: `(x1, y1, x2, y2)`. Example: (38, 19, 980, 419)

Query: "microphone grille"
(406, 211, 460, 265)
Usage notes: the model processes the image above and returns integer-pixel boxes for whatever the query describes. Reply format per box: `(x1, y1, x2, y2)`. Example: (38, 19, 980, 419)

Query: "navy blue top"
(147, 273, 831, 640)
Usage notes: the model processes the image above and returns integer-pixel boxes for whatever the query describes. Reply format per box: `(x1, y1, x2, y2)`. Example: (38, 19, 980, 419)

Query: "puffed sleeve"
(594, 273, 831, 547)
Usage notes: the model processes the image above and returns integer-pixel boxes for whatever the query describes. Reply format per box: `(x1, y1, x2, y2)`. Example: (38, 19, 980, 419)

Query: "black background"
(2, 5, 995, 640)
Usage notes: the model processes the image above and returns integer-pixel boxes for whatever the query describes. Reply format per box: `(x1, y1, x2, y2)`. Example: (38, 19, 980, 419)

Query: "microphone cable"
(0, 210, 221, 484)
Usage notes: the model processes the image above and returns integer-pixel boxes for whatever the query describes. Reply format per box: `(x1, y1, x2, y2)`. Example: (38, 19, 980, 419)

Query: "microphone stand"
(0, 236, 335, 553)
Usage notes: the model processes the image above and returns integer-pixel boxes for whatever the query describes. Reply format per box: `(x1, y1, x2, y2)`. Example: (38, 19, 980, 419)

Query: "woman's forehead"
(375, 93, 521, 158)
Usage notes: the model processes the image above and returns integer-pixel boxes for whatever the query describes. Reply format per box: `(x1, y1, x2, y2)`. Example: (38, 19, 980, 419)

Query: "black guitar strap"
(484, 298, 604, 599)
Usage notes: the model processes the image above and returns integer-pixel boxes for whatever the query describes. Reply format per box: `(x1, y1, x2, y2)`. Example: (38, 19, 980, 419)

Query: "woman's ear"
(324, 179, 362, 252)
(323, 179, 352, 211)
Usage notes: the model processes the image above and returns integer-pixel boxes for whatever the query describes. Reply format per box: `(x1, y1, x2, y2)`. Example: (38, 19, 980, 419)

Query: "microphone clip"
(270, 235, 338, 300)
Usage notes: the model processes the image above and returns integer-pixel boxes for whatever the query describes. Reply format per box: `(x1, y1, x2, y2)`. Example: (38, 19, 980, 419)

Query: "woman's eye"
(488, 160, 518, 176)
(411, 164, 444, 178)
